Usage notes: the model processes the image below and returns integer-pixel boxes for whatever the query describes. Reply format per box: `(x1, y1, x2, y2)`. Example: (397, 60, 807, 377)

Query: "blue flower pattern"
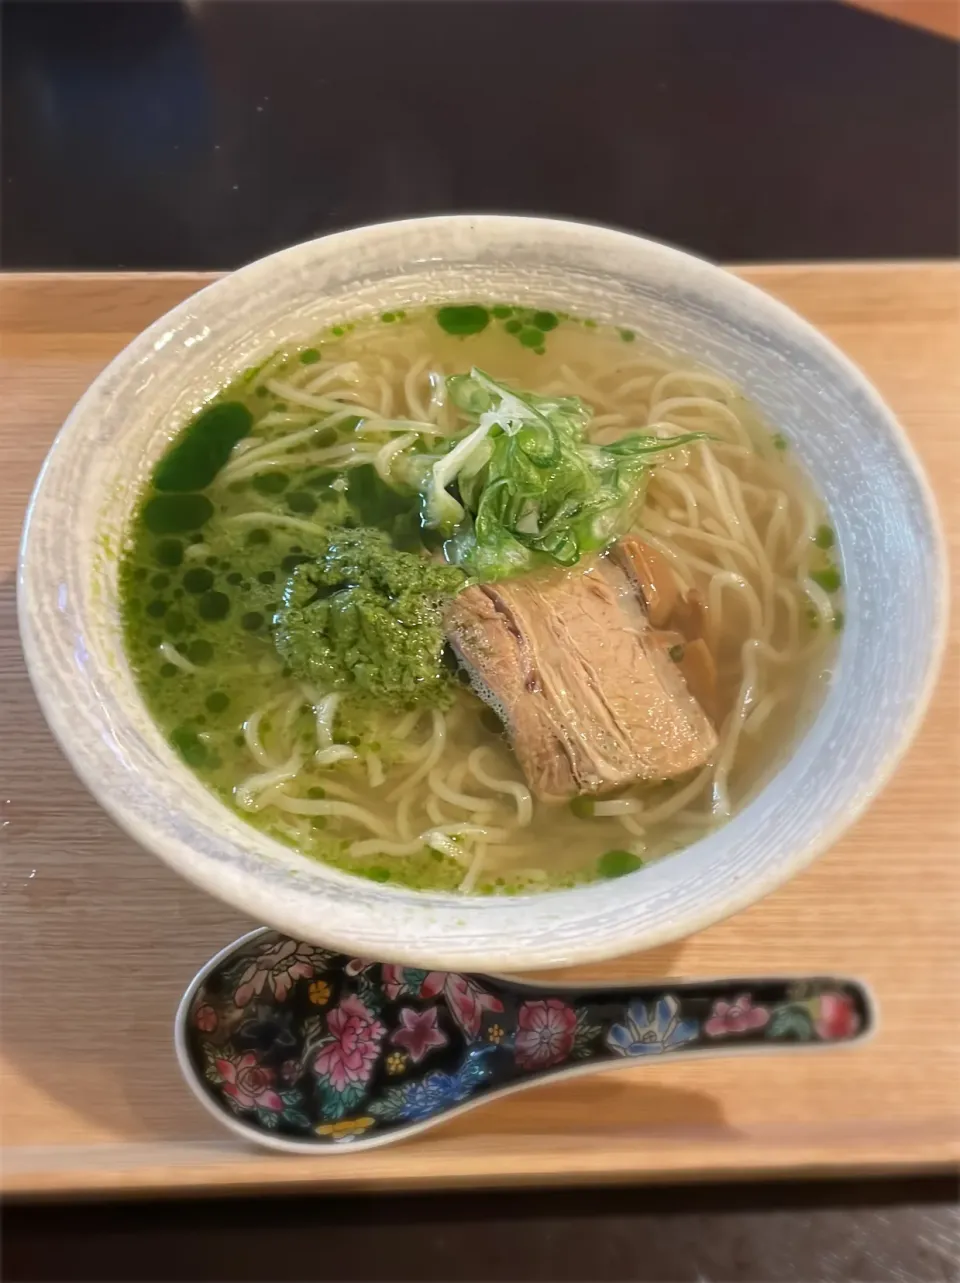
(607, 995, 699, 1057)
(370, 1047, 498, 1122)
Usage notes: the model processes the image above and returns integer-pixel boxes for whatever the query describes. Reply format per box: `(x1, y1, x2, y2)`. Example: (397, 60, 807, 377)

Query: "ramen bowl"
(18, 216, 947, 971)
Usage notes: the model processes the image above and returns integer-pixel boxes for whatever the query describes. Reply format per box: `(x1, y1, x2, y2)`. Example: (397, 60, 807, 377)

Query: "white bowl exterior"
(19, 217, 947, 970)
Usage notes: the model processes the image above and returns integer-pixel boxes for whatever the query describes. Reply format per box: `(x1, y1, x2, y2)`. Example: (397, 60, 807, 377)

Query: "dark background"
(2, 0, 958, 269)
(4, 1178, 960, 1281)
(2, 1, 958, 1279)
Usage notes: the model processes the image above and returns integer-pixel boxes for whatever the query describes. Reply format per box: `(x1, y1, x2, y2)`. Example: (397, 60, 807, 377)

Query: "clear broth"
(120, 305, 841, 894)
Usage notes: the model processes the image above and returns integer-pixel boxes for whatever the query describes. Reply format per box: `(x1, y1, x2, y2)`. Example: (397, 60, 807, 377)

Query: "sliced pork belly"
(611, 535, 719, 721)
(444, 552, 718, 803)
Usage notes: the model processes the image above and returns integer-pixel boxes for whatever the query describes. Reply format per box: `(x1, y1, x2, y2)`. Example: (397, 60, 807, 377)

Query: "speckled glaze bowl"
(18, 216, 947, 971)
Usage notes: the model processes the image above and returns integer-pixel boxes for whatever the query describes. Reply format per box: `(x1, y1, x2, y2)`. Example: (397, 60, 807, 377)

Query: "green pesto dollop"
(274, 527, 467, 711)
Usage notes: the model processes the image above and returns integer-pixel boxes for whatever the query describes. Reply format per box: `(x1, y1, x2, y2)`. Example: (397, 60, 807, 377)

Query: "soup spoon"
(176, 927, 873, 1153)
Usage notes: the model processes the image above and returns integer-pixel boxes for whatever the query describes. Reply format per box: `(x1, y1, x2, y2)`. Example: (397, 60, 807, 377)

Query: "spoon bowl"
(176, 929, 874, 1153)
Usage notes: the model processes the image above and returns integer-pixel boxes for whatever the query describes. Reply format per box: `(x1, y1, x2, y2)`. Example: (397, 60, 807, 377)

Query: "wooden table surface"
(848, 0, 960, 40)
(1, 265, 958, 1199)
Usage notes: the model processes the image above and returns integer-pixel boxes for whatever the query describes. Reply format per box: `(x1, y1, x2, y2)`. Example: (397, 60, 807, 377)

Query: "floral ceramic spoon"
(176, 928, 873, 1152)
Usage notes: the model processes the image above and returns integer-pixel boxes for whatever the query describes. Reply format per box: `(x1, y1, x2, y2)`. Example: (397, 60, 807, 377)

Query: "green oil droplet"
(597, 849, 644, 878)
(155, 539, 184, 567)
(153, 402, 253, 492)
(436, 305, 490, 336)
(810, 566, 842, 594)
(188, 639, 214, 665)
(252, 472, 288, 495)
(287, 491, 317, 515)
(183, 567, 214, 594)
(198, 591, 230, 621)
(143, 493, 214, 535)
(170, 726, 208, 768)
(532, 311, 558, 332)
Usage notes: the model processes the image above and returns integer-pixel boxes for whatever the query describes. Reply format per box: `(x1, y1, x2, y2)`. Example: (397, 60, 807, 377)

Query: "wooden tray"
(2, 266, 958, 1198)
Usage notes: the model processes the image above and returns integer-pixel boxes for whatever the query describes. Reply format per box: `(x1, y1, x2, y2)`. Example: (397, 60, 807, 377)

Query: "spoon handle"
(335, 969, 872, 1137)
(474, 971, 871, 1065)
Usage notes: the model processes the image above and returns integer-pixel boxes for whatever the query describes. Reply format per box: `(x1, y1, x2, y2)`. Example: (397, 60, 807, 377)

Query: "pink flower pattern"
(342, 965, 504, 1039)
(392, 1006, 448, 1063)
(515, 999, 578, 1070)
(815, 992, 860, 1041)
(233, 939, 331, 1007)
(704, 994, 771, 1037)
(215, 1051, 284, 1112)
(420, 972, 504, 1039)
(194, 1004, 218, 1033)
(313, 994, 386, 1094)
(382, 965, 409, 1001)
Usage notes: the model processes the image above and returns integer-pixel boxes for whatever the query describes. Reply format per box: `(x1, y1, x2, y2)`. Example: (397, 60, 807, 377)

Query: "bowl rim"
(18, 214, 950, 970)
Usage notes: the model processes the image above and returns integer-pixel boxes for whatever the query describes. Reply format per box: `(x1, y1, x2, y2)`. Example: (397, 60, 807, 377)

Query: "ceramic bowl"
(19, 216, 947, 971)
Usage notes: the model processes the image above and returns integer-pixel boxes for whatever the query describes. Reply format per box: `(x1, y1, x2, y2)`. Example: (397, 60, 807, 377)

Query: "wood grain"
(1, 266, 958, 1198)
(845, 0, 960, 40)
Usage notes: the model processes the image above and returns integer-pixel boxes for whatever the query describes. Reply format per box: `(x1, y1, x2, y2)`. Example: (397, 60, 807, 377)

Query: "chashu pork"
(445, 548, 718, 803)
(612, 535, 720, 722)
